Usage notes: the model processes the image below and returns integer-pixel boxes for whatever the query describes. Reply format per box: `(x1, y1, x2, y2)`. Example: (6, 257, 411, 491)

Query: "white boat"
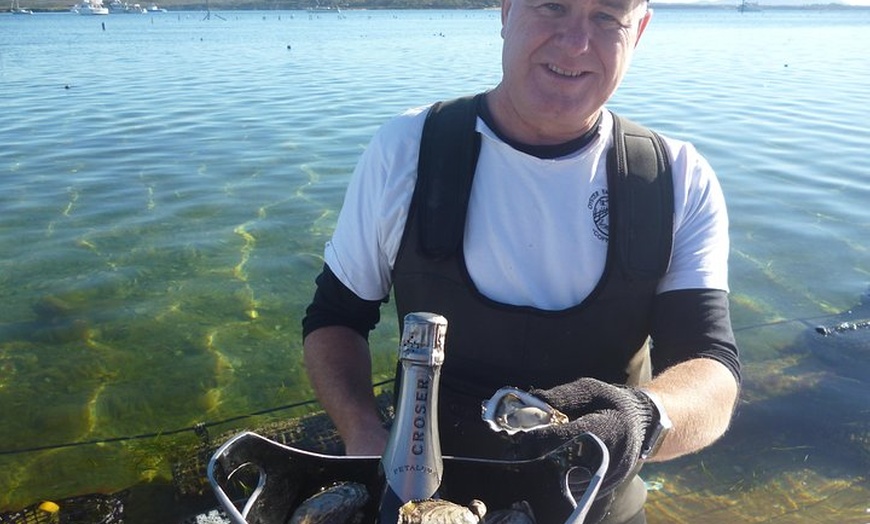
(10, 0, 33, 14)
(147, 2, 166, 11)
(71, 0, 109, 14)
(108, 0, 147, 13)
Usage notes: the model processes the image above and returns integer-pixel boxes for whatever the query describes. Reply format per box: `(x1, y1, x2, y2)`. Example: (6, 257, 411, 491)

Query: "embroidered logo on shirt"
(588, 189, 609, 242)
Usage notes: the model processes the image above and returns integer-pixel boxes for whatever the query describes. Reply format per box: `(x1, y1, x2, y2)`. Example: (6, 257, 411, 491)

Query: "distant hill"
(13, 0, 868, 14)
(651, 1, 865, 7)
(652, 0, 865, 6)
(13, 0, 498, 12)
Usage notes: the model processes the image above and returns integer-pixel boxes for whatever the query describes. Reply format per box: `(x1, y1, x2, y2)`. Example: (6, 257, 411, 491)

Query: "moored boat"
(10, 0, 33, 14)
(71, 0, 109, 14)
(108, 0, 147, 13)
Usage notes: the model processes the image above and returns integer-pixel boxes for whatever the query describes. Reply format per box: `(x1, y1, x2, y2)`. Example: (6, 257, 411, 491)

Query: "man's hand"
(519, 378, 656, 494)
(344, 426, 390, 456)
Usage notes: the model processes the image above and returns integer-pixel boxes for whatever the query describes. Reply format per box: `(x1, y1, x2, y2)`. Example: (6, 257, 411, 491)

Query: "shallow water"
(0, 7, 868, 522)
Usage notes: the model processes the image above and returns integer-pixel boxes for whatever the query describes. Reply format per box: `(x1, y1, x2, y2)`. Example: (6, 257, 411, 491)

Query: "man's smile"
(548, 64, 587, 78)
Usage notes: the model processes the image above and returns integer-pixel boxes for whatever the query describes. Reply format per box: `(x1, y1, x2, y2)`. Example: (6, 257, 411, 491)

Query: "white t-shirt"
(325, 106, 730, 312)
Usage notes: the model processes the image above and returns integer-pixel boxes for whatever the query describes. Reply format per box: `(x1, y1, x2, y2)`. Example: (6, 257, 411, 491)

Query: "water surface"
(0, 7, 868, 522)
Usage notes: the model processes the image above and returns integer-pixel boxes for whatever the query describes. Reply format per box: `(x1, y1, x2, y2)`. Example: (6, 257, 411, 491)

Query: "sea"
(0, 6, 868, 523)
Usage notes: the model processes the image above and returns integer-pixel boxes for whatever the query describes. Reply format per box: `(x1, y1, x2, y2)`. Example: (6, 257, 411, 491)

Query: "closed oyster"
(398, 498, 486, 524)
(481, 387, 568, 435)
(288, 482, 369, 524)
(484, 501, 536, 523)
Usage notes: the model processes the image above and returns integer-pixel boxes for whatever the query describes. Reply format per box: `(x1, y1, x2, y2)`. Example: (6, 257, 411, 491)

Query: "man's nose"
(557, 19, 592, 55)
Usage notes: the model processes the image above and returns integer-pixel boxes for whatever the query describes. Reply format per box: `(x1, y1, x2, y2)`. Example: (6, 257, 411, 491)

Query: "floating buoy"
(38, 501, 60, 514)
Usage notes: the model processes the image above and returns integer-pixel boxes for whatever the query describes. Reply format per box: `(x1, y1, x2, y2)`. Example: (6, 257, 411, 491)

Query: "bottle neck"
(381, 360, 443, 502)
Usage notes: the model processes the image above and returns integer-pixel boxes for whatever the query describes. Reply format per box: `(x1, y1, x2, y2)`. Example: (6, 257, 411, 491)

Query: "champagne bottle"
(378, 312, 447, 524)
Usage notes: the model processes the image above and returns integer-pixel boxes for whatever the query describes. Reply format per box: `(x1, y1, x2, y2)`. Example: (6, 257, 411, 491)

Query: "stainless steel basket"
(207, 430, 608, 524)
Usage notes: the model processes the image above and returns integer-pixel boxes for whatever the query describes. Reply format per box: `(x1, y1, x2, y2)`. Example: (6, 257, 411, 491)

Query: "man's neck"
(479, 92, 602, 159)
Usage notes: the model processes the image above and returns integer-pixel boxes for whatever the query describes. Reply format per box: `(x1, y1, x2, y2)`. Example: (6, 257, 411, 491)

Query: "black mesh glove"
(519, 377, 656, 495)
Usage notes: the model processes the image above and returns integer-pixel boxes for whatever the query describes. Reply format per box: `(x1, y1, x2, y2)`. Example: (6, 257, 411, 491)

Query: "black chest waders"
(392, 95, 674, 523)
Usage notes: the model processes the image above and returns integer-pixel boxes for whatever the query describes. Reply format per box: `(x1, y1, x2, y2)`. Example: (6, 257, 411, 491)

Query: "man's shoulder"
(363, 104, 433, 162)
(606, 110, 703, 162)
(377, 103, 432, 135)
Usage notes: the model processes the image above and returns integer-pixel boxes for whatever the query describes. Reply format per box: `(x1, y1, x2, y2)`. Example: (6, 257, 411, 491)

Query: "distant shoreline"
(8, 1, 870, 14)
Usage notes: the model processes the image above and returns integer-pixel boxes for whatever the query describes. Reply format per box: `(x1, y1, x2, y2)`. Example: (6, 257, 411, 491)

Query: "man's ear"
(635, 8, 653, 47)
(501, 0, 513, 39)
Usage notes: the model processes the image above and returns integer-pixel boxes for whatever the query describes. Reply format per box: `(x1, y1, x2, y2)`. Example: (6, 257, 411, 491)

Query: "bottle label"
(385, 372, 441, 492)
(410, 378, 429, 456)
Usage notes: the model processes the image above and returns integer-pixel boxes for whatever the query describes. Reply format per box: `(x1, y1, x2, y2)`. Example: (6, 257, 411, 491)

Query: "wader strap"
(415, 94, 483, 259)
(608, 114, 675, 281)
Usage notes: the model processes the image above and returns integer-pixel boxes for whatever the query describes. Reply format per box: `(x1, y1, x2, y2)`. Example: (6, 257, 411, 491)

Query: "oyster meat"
(288, 482, 370, 524)
(398, 498, 486, 524)
(481, 387, 568, 435)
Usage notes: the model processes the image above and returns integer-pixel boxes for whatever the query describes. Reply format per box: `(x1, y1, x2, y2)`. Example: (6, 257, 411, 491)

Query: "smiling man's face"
(488, 0, 651, 145)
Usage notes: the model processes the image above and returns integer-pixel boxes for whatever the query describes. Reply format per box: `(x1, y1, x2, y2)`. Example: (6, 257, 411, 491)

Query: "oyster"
(288, 482, 369, 524)
(398, 498, 486, 524)
(484, 501, 536, 523)
(481, 387, 568, 435)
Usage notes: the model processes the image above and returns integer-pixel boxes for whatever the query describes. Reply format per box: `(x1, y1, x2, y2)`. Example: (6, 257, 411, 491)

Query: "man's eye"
(540, 2, 566, 14)
(595, 11, 629, 26)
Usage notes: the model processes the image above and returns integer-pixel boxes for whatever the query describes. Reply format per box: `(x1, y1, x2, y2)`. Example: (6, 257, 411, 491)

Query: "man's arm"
(646, 288, 741, 460)
(303, 325, 390, 456)
(302, 264, 390, 456)
(643, 357, 738, 461)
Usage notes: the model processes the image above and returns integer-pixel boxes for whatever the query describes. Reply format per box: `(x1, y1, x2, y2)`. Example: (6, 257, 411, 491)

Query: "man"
(302, 0, 740, 522)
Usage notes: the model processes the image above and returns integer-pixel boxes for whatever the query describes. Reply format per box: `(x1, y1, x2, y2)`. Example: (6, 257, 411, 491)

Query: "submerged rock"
(808, 288, 870, 382)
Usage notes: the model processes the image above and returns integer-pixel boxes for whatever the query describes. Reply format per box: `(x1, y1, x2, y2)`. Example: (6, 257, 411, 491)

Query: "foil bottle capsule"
(377, 312, 447, 524)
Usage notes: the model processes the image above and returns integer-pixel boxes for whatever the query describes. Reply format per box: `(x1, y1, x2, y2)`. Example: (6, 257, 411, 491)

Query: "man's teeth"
(549, 65, 583, 77)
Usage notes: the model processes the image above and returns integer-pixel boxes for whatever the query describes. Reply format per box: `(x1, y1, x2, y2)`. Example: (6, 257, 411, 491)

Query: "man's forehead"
(511, 0, 649, 18)
(595, 0, 646, 10)
(550, 0, 646, 10)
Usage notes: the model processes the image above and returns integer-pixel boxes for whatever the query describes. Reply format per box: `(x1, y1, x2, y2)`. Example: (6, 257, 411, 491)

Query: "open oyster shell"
(398, 498, 486, 524)
(481, 387, 568, 435)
